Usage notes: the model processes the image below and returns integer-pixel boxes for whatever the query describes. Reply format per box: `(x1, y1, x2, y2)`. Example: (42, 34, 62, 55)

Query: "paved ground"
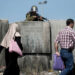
(0, 72, 59, 75)
(0, 73, 3, 75)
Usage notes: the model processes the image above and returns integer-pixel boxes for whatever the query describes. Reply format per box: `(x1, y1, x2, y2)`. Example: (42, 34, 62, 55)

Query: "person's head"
(66, 19, 74, 28)
(31, 5, 38, 13)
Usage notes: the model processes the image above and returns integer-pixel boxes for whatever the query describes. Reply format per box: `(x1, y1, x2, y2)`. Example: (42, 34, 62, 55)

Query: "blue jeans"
(60, 49, 74, 75)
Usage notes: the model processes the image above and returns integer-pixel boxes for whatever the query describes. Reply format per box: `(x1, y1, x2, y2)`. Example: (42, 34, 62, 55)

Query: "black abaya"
(3, 37, 23, 75)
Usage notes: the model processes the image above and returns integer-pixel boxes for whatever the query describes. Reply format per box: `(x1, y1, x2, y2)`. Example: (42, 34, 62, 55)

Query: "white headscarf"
(1, 23, 21, 48)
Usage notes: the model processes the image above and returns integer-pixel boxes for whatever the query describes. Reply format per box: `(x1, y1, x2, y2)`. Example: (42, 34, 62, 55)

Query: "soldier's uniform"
(26, 11, 41, 21)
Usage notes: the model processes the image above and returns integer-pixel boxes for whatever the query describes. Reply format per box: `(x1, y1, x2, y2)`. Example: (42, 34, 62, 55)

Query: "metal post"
(38, 0, 47, 16)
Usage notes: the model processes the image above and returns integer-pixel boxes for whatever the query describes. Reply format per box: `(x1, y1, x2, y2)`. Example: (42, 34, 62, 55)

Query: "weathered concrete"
(0, 20, 9, 67)
(16, 21, 51, 73)
(0, 72, 58, 75)
(50, 20, 66, 54)
(0, 73, 3, 75)
(16, 21, 51, 53)
(18, 55, 50, 74)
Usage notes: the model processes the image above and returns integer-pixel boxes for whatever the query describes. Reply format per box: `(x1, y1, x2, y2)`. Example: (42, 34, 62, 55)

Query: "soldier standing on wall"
(26, 5, 47, 21)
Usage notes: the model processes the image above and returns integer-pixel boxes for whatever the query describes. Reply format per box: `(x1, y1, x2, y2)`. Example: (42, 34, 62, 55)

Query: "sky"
(0, 0, 75, 23)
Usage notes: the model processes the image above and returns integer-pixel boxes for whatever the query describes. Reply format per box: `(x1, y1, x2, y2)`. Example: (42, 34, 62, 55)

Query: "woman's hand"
(56, 51, 60, 56)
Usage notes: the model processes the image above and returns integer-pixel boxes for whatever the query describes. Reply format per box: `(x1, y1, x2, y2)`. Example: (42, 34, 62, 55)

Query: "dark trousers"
(3, 48, 20, 75)
(60, 49, 74, 75)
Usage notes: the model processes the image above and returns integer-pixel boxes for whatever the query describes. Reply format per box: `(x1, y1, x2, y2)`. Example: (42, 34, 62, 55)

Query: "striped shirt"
(55, 26, 75, 49)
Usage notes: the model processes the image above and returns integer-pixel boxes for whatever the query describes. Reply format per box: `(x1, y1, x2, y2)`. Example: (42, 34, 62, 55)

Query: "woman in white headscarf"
(0, 23, 23, 75)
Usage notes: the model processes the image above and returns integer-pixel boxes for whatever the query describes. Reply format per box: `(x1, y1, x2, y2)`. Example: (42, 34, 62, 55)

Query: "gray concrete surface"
(16, 21, 51, 73)
(0, 72, 59, 75)
(18, 55, 50, 73)
(17, 21, 51, 53)
(0, 73, 3, 75)
(0, 20, 9, 67)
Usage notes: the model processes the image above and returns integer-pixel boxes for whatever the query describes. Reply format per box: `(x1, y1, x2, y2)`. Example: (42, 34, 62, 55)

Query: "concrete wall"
(17, 21, 51, 53)
(0, 20, 9, 66)
(50, 20, 66, 53)
(16, 21, 51, 74)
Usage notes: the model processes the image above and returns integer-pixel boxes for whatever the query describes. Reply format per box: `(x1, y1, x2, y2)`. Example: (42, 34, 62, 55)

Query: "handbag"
(9, 32, 22, 56)
(53, 54, 64, 70)
(9, 39, 22, 56)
